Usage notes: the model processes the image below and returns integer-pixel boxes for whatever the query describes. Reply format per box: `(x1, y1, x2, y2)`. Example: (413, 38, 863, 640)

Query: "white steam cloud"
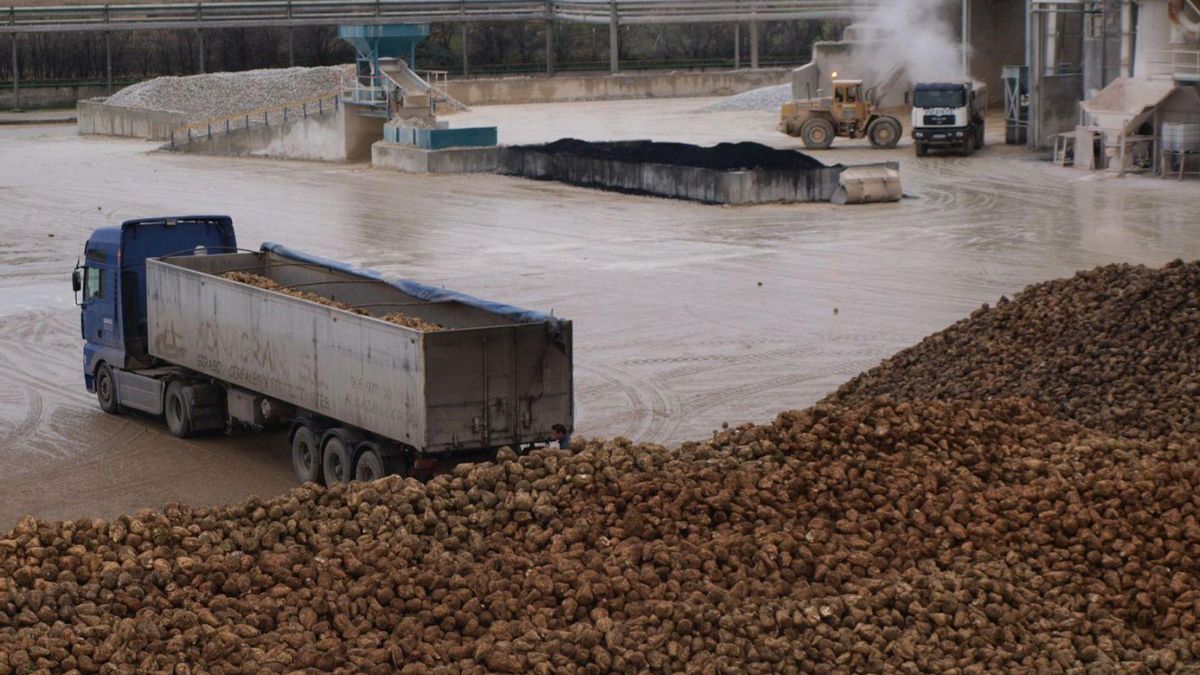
(852, 0, 966, 86)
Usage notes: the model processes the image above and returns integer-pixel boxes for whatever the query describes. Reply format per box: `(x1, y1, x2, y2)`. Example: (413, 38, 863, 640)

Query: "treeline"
(1, 19, 843, 83)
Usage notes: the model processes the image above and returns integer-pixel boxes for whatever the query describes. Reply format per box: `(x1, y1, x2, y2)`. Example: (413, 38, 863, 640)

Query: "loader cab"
(832, 80, 867, 122)
(75, 216, 236, 392)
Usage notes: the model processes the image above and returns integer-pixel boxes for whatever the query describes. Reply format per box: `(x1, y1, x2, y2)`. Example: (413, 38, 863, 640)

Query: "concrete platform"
(372, 141, 501, 173)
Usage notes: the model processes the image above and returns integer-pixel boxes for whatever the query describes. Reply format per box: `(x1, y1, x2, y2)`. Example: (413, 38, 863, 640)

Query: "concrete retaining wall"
(372, 142, 501, 173)
(498, 147, 843, 204)
(77, 99, 187, 141)
(1, 83, 127, 111)
(444, 69, 791, 105)
(173, 106, 384, 162)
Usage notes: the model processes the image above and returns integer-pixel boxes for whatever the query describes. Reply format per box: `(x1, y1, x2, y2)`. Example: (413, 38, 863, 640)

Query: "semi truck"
(72, 216, 573, 484)
(910, 81, 988, 156)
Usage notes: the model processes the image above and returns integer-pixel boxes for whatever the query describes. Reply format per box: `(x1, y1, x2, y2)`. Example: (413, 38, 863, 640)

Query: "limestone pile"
(105, 66, 347, 124)
(708, 84, 793, 111)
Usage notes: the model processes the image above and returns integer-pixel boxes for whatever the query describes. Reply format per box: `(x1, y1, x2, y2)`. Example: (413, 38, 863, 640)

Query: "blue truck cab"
(74, 216, 236, 407)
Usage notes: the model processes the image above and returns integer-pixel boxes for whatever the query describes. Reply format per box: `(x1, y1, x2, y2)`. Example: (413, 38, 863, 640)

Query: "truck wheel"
(354, 449, 386, 482)
(291, 425, 322, 484)
(95, 363, 121, 415)
(800, 119, 835, 150)
(974, 122, 985, 149)
(164, 382, 192, 438)
(322, 435, 352, 484)
(868, 117, 902, 149)
(914, 142, 928, 157)
(962, 137, 974, 156)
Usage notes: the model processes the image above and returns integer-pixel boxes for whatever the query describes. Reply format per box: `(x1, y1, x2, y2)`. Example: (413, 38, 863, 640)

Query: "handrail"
(2, 0, 874, 33)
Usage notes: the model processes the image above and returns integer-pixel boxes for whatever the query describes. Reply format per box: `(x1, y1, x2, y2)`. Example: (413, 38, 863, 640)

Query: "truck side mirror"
(72, 268, 82, 293)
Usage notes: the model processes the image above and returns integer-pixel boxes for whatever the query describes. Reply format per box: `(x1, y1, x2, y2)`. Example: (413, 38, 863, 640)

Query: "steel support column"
(10, 35, 17, 109)
(609, 2, 619, 73)
(105, 32, 113, 94)
(734, 23, 740, 68)
(961, 0, 970, 76)
(749, 20, 759, 69)
(197, 30, 205, 73)
(461, 24, 469, 75)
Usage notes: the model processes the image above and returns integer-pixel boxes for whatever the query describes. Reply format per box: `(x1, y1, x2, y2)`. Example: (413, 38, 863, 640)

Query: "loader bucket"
(831, 163, 902, 204)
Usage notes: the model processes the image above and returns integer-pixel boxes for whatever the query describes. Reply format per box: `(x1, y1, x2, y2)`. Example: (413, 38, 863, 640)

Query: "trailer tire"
(800, 119, 835, 150)
(322, 435, 352, 484)
(95, 363, 121, 415)
(164, 382, 192, 438)
(291, 425, 322, 484)
(354, 449, 387, 482)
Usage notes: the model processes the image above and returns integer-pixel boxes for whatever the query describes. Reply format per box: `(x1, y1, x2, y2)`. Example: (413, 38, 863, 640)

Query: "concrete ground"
(1, 98, 1197, 529)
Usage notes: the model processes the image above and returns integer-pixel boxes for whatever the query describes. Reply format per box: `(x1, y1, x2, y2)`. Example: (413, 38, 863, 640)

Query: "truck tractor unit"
(73, 216, 573, 484)
(910, 81, 987, 156)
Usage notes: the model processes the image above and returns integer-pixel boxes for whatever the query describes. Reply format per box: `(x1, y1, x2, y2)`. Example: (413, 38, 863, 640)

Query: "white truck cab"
(911, 81, 987, 156)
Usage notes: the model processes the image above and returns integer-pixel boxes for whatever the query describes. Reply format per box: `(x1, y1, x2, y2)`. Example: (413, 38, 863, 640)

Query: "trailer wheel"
(164, 382, 192, 438)
(354, 449, 387, 482)
(291, 425, 322, 484)
(322, 435, 352, 484)
(800, 119, 835, 150)
(867, 116, 902, 149)
(95, 363, 121, 415)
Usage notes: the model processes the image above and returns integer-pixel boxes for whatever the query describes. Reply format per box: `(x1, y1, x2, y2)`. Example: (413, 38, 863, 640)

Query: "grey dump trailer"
(76, 217, 572, 484)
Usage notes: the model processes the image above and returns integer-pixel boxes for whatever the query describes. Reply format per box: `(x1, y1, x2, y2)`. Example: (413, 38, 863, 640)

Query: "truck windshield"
(915, 89, 965, 108)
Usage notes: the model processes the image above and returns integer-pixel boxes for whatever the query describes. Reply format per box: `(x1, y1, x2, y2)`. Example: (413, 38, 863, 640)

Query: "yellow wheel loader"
(779, 68, 906, 150)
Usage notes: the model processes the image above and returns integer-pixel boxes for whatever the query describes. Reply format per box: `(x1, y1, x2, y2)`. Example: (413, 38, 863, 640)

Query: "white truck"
(910, 81, 987, 156)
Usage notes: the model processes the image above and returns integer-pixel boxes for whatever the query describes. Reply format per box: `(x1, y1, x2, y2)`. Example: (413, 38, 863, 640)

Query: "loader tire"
(868, 116, 902, 149)
(800, 119, 835, 150)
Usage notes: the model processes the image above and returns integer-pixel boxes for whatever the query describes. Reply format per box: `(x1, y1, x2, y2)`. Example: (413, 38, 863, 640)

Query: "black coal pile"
(829, 260, 1200, 440)
(528, 139, 826, 171)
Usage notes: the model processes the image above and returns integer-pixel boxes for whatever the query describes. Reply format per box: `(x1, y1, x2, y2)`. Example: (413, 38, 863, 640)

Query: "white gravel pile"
(707, 83, 794, 111)
(106, 66, 347, 123)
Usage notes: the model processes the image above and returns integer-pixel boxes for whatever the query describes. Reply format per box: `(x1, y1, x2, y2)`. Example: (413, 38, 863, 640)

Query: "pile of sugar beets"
(2, 261, 1198, 673)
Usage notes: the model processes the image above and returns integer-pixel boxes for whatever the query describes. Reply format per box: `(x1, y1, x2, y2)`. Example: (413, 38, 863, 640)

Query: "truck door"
(81, 247, 120, 350)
